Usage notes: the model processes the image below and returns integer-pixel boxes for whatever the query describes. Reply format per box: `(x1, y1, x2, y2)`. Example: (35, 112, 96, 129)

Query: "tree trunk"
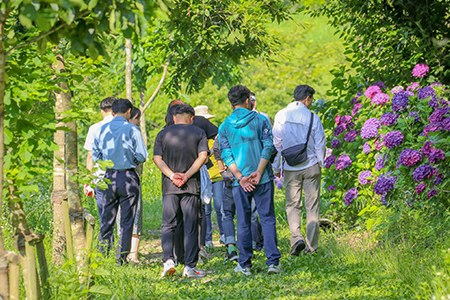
(51, 74, 68, 264)
(53, 54, 86, 271)
(125, 38, 132, 101)
(139, 86, 148, 147)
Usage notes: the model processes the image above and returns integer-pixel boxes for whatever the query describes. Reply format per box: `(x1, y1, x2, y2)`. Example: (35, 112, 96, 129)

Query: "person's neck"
(234, 104, 249, 110)
(102, 112, 113, 118)
(175, 120, 191, 125)
(115, 113, 127, 119)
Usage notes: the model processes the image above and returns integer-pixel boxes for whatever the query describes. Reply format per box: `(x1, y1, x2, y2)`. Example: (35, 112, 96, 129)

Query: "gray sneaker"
(234, 264, 252, 276)
(182, 266, 206, 278)
(267, 264, 282, 274)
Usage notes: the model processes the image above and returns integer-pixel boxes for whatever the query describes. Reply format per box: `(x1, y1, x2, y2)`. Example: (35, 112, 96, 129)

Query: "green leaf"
(89, 285, 112, 295)
(91, 268, 111, 276)
(88, 0, 99, 10)
(109, 10, 116, 31)
(366, 218, 375, 230)
(18, 14, 32, 28)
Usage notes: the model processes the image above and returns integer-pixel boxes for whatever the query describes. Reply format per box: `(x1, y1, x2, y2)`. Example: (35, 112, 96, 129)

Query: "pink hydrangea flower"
(336, 155, 352, 170)
(412, 63, 429, 77)
(371, 93, 390, 107)
(416, 183, 427, 194)
(364, 85, 381, 99)
(363, 142, 371, 154)
(391, 86, 404, 94)
(407, 82, 421, 92)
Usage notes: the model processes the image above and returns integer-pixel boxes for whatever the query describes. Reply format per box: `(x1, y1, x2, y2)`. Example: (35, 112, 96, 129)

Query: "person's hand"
(248, 171, 262, 185)
(274, 172, 281, 178)
(219, 165, 228, 173)
(83, 184, 94, 197)
(172, 173, 189, 187)
(239, 176, 255, 192)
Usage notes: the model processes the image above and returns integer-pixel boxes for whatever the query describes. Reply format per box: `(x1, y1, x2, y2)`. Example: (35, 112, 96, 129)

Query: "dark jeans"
(222, 182, 236, 245)
(205, 180, 225, 242)
(162, 194, 201, 268)
(99, 169, 139, 265)
(233, 181, 281, 268)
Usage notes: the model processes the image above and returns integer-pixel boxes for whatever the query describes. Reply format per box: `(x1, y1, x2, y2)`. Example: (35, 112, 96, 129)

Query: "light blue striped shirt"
(92, 116, 148, 170)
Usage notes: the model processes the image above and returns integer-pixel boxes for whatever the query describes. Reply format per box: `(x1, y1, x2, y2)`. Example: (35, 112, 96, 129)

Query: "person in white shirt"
(83, 96, 116, 223)
(272, 85, 326, 255)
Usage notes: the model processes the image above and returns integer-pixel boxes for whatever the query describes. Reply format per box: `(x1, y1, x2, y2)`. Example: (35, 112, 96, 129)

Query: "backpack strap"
(305, 112, 314, 147)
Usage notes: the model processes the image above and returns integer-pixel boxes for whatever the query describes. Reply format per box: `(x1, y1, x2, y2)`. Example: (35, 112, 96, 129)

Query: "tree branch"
(5, 11, 90, 57)
(142, 53, 173, 113)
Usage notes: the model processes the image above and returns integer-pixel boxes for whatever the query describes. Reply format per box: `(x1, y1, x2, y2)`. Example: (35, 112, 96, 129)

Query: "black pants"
(162, 194, 201, 268)
(99, 169, 139, 265)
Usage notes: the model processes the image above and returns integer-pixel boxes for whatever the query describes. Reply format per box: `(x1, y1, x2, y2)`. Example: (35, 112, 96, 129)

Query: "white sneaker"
(267, 263, 282, 274)
(161, 259, 176, 278)
(199, 247, 208, 259)
(182, 266, 206, 278)
(234, 264, 252, 276)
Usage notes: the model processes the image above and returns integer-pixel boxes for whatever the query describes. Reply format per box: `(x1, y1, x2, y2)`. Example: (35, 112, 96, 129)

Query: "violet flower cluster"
(344, 129, 358, 142)
(363, 142, 371, 154)
(417, 86, 436, 100)
(375, 154, 388, 170)
(374, 173, 397, 196)
(421, 141, 435, 157)
(416, 183, 427, 194)
(336, 155, 352, 170)
(391, 86, 404, 94)
(397, 149, 422, 167)
(384, 131, 404, 148)
(408, 111, 421, 123)
(413, 164, 433, 182)
(364, 85, 381, 99)
(373, 81, 386, 89)
(344, 188, 358, 205)
(412, 64, 429, 77)
(324, 155, 336, 169)
(429, 108, 449, 123)
(428, 148, 445, 164)
(380, 113, 397, 126)
(334, 124, 345, 137)
(424, 122, 442, 134)
(358, 170, 373, 185)
(352, 103, 363, 116)
(427, 189, 438, 198)
(330, 139, 341, 149)
(372, 93, 390, 107)
(391, 91, 410, 112)
(327, 185, 336, 191)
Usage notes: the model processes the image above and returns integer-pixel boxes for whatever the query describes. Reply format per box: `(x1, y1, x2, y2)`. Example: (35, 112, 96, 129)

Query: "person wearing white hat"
(194, 105, 226, 250)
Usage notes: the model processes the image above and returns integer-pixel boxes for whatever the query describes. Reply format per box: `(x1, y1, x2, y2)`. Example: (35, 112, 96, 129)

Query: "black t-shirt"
(153, 124, 209, 195)
(192, 116, 218, 139)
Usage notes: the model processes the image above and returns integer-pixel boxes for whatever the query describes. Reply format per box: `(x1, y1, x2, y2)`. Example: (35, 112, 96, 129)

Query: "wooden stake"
(8, 252, 20, 300)
(62, 193, 74, 260)
(35, 236, 49, 300)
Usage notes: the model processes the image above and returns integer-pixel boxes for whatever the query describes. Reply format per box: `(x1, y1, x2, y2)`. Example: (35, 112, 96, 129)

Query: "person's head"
(130, 106, 141, 126)
(165, 104, 181, 127)
(100, 97, 116, 116)
(294, 85, 315, 108)
(228, 85, 252, 110)
(168, 99, 184, 110)
(249, 92, 257, 110)
(194, 105, 215, 120)
(112, 98, 133, 120)
(173, 104, 195, 125)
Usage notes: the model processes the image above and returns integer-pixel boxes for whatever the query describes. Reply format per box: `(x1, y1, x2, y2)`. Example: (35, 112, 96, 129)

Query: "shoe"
(198, 256, 204, 264)
(226, 251, 239, 262)
(289, 240, 306, 256)
(234, 264, 252, 276)
(161, 259, 176, 278)
(267, 264, 282, 274)
(205, 241, 214, 248)
(182, 266, 206, 278)
(199, 247, 208, 259)
(220, 234, 226, 245)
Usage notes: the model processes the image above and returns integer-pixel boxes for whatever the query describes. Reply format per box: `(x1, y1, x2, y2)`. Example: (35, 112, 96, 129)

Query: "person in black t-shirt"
(153, 104, 209, 279)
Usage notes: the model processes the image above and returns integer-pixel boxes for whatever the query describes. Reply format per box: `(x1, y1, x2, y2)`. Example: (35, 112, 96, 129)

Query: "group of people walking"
(84, 83, 326, 279)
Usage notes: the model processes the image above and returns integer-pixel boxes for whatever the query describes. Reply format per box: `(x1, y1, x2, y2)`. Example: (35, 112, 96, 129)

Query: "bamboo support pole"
(24, 234, 42, 300)
(35, 236, 49, 300)
(8, 252, 20, 300)
(84, 209, 96, 255)
(62, 193, 73, 260)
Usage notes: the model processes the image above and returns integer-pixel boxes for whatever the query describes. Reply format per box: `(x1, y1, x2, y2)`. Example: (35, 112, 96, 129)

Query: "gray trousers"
(284, 163, 321, 253)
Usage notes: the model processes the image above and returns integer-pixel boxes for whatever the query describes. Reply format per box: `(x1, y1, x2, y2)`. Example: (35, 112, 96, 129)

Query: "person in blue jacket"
(219, 85, 281, 276)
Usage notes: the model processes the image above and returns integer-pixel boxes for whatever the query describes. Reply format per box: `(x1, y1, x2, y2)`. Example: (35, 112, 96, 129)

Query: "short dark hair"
(294, 85, 315, 101)
(100, 97, 116, 111)
(228, 85, 251, 107)
(112, 98, 132, 114)
(130, 106, 141, 120)
(165, 104, 180, 127)
(174, 103, 195, 117)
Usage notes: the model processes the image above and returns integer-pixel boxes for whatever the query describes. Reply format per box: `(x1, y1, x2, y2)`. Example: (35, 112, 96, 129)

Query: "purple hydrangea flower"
(336, 155, 352, 170)
(431, 82, 443, 87)
(417, 86, 436, 100)
(416, 183, 427, 194)
(428, 148, 445, 164)
(432, 176, 443, 186)
(374, 134, 384, 151)
(330, 139, 341, 149)
(373, 81, 386, 89)
(351, 97, 362, 105)
(429, 108, 449, 123)
(327, 185, 336, 191)
(371, 93, 390, 107)
(326, 148, 332, 156)
(344, 129, 358, 142)
(359, 170, 373, 185)
(443, 118, 450, 131)
(427, 96, 448, 109)
(413, 164, 433, 182)
(344, 188, 358, 205)
(380, 113, 397, 126)
(341, 115, 352, 124)
(363, 142, 371, 154)
(423, 122, 442, 134)
(374, 173, 397, 196)
(421, 141, 434, 157)
(352, 103, 363, 116)
(391, 91, 410, 112)
(384, 131, 404, 149)
(375, 154, 388, 170)
(361, 125, 378, 139)
(364, 118, 382, 129)
(391, 86, 404, 94)
(334, 124, 345, 137)
(324, 155, 336, 169)
(408, 111, 421, 123)
(276, 180, 283, 190)
(427, 189, 438, 198)
(412, 63, 429, 77)
(397, 149, 422, 167)
(364, 85, 381, 99)
(407, 82, 421, 92)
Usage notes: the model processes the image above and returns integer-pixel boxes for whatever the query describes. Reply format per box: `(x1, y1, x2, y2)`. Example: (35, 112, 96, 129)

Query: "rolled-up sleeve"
(314, 118, 326, 168)
(133, 128, 148, 164)
(219, 127, 235, 167)
(260, 117, 273, 160)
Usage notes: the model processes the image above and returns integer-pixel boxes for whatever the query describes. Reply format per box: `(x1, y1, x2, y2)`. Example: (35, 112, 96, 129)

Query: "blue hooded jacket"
(219, 108, 274, 186)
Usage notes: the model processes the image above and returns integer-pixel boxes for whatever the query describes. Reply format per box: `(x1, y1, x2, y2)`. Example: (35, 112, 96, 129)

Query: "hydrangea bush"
(320, 64, 450, 223)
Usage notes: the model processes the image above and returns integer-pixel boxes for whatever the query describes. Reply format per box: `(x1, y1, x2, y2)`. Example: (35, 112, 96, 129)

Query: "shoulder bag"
(281, 111, 314, 167)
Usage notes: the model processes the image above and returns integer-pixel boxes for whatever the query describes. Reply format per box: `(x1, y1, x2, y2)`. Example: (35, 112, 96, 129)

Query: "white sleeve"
(314, 117, 326, 168)
(84, 125, 96, 151)
(272, 112, 283, 152)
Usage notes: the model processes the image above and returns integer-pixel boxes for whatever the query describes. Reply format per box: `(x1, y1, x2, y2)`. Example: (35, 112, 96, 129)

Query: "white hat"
(194, 105, 215, 119)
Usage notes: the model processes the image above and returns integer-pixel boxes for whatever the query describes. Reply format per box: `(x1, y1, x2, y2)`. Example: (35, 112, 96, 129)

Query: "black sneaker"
(226, 251, 239, 262)
(289, 240, 306, 256)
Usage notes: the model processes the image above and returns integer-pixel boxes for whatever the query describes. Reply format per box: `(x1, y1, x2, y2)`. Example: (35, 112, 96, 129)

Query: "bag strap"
(305, 112, 314, 147)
